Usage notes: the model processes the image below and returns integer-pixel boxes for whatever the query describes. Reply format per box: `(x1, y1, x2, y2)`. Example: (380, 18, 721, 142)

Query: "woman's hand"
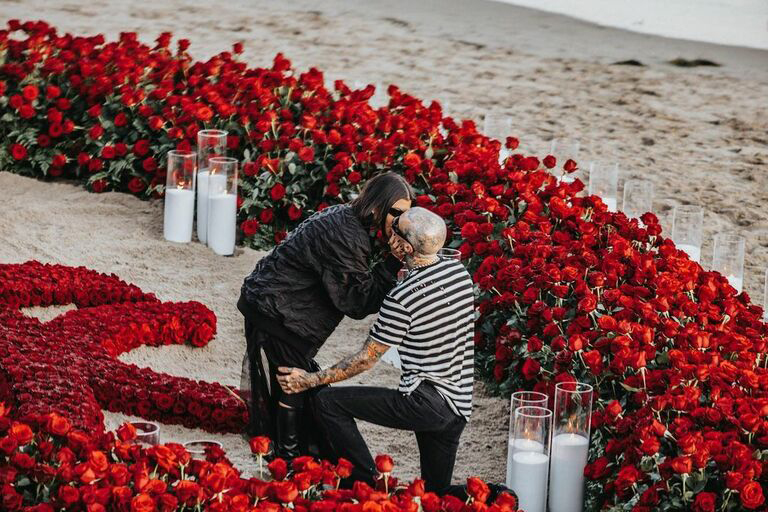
(277, 367, 317, 394)
(389, 234, 408, 261)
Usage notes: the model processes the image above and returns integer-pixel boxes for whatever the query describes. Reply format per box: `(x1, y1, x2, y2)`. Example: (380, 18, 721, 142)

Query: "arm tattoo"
(301, 338, 390, 388)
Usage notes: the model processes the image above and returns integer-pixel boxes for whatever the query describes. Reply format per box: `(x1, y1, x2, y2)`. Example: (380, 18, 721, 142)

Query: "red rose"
(18, 104, 34, 119)
(584, 457, 610, 479)
(582, 350, 603, 375)
(287, 204, 302, 221)
(195, 106, 213, 122)
(77, 153, 91, 167)
(37, 134, 51, 147)
(578, 294, 597, 313)
(241, 219, 260, 237)
(403, 152, 422, 168)
(543, 155, 556, 168)
(273, 481, 298, 503)
(298, 146, 314, 163)
(57, 98, 71, 110)
(10, 144, 27, 161)
(563, 159, 578, 172)
(336, 458, 354, 479)
(51, 154, 67, 168)
(114, 112, 128, 127)
(270, 183, 286, 201)
(243, 162, 258, 177)
(693, 492, 716, 512)
(268, 458, 288, 480)
(614, 465, 640, 491)
(466, 477, 490, 503)
(130, 493, 155, 512)
(375, 454, 394, 473)
(89, 124, 104, 139)
(605, 400, 622, 418)
(58, 485, 80, 506)
(148, 116, 164, 131)
(48, 123, 63, 138)
(348, 171, 362, 184)
(9, 423, 33, 445)
(116, 423, 136, 442)
(741, 481, 765, 510)
(92, 180, 108, 193)
(88, 158, 103, 173)
(142, 157, 158, 173)
(134, 139, 150, 156)
(520, 358, 540, 380)
(101, 145, 116, 159)
(115, 143, 128, 156)
(128, 177, 146, 194)
(670, 456, 692, 474)
(259, 208, 275, 224)
(22, 85, 39, 101)
(249, 436, 270, 455)
(46, 413, 71, 436)
(233, 42, 244, 54)
(46, 85, 61, 99)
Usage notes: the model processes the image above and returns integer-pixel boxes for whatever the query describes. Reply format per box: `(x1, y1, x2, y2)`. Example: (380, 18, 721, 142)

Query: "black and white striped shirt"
(370, 258, 475, 419)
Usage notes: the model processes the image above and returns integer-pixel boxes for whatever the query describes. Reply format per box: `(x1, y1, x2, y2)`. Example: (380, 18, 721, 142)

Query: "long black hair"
(350, 172, 415, 230)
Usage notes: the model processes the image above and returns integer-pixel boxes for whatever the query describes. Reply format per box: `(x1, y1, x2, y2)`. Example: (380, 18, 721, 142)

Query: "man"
(277, 207, 474, 494)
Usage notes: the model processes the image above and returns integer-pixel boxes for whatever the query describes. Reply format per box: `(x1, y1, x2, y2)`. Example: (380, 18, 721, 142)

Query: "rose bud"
(375, 454, 394, 474)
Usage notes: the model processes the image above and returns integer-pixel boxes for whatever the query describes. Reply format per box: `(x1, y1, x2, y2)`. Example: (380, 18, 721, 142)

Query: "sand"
(1, 0, 767, 485)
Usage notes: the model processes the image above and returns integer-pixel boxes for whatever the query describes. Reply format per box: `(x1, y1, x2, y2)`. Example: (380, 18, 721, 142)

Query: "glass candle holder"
(549, 138, 581, 183)
(438, 248, 462, 262)
(764, 268, 768, 322)
(622, 179, 654, 220)
(713, 233, 745, 293)
(509, 406, 551, 512)
(206, 157, 239, 256)
(506, 391, 548, 488)
(672, 205, 704, 263)
(549, 382, 593, 512)
(163, 150, 197, 243)
(484, 112, 513, 164)
(196, 129, 228, 243)
(588, 162, 619, 212)
(183, 440, 223, 459)
(131, 421, 160, 447)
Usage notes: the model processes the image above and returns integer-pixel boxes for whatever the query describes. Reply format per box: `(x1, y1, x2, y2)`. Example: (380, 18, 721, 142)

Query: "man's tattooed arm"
(277, 338, 391, 394)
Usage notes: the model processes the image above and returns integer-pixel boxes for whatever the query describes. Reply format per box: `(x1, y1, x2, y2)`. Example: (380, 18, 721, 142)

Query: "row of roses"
(0, 261, 246, 435)
(0, 403, 518, 511)
(2, 19, 768, 510)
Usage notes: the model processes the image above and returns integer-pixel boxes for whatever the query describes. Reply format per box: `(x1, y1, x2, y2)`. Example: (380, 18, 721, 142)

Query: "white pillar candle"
(677, 243, 701, 263)
(510, 451, 549, 512)
(163, 188, 195, 243)
(506, 438, 545, 488)
(207, 193, 237, 256)
(602, 197, 617, 212)
(549, 433, 589, 512)
(196, 170, 227, 243)
(726, 274, 743, 293)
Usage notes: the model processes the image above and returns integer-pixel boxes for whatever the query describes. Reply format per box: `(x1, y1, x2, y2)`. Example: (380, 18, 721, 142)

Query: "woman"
(238, 171, 414, 459)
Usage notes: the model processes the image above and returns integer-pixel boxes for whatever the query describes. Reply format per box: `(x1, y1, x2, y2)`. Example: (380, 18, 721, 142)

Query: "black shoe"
(275, 406, 301, 460)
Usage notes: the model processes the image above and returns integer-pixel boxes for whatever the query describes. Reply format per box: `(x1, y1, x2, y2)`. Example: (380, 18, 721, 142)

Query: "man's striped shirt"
(370, 257, 475, 419)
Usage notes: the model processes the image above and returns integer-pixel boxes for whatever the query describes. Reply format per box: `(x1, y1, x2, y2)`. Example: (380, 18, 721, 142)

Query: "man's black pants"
(314, 381, 466, 494)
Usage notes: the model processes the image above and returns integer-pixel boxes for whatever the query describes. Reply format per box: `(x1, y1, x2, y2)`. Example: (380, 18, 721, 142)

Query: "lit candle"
(549, 432, 589, 512)
(207, 192, 237, 256)
(510, 450, 549, 512)
(506, 437, 545, 488)
(196, 170, 227, 243)
(677, 243, 701, 263)
(163, 186, 195, 243)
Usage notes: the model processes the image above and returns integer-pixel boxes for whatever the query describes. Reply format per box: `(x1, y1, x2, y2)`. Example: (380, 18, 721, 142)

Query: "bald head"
(399, 207, 446, 257)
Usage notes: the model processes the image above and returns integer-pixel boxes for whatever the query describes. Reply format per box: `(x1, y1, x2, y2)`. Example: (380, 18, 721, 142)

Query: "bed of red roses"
(1, 18, 768, 511)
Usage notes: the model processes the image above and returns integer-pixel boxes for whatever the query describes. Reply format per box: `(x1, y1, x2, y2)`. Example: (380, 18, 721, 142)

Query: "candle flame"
(567, 414, 577, 433)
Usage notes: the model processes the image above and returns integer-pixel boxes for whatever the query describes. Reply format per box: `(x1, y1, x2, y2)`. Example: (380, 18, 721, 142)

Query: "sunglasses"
(388, 207, 406, 217)
(391, 216, 410, 244)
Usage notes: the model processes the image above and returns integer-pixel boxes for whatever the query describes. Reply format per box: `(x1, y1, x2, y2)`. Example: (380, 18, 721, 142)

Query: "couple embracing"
(237, 172, 475, 495)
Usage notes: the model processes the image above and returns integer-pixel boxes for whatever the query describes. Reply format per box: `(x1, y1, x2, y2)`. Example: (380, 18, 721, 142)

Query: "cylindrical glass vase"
(549, 382, 593, 512)
(163, 150, 197, 243)
(764, 268, 768, 322)
(509, 406, 551, 512)
(622, 179, 654, 220)
(713, 233, 745, 293)
(196, 129, 228, 243)
(206, 157, 238, 256)
(438, 248, 462, 262)
(506, 391, 548, 489)
(549, 138, 581, 183)
(588, 162, 619, 212)
(672, 205, 704, 263)
(484, 112, 513, 164)
(131, 421, 160, 447)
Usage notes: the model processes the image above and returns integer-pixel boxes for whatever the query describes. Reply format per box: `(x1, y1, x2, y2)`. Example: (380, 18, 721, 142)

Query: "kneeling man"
(277, 207, 474, 494)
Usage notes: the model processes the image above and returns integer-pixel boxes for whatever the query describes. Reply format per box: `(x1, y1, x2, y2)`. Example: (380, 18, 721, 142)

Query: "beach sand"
(1, 0, 767, 484)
